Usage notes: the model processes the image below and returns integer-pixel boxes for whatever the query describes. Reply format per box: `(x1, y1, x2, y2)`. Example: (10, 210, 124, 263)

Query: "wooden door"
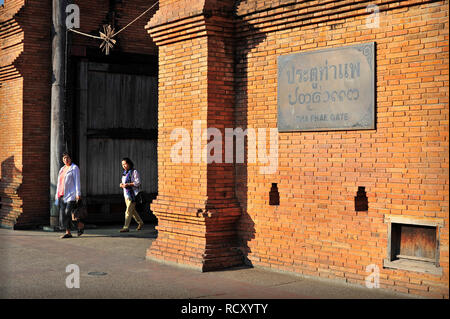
(77, 61, 158, 222)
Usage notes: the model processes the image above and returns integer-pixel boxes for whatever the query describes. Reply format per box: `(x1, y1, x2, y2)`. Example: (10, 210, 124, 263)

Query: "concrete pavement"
(0, 224, 416, 300)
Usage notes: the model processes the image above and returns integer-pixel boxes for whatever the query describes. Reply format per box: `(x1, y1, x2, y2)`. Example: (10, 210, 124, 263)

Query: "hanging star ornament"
(67, 1, 158, 56)
(99, 24, 116, 55)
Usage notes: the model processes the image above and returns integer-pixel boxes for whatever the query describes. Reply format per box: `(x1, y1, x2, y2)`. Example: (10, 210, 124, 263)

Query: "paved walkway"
(0, 225, 415, 300)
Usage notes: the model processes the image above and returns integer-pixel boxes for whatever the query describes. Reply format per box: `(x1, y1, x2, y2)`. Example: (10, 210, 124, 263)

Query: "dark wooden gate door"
(77, 61, 158, 223)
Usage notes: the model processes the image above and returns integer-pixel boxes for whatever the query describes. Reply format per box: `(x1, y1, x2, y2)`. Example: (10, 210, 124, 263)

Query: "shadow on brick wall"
(0, 156, 23, 228)
(234, 2, 267, 267)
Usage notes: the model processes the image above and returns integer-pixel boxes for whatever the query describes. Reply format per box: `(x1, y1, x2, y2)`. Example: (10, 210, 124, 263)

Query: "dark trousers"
(59, 200, 77, 230)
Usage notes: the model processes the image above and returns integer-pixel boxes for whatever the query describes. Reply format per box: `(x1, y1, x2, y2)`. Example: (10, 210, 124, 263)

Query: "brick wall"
(0, 0, 28, 228)
(0, 0, 52, 228)
(234, 0, 449, 298)
(18, 0, 52, 227)
(144, 0, 448, 297)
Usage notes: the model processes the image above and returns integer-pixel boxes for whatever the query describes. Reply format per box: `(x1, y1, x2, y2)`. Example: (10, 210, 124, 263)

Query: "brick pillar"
(145, 0, 242, 271)
(1, 0, 51, 228)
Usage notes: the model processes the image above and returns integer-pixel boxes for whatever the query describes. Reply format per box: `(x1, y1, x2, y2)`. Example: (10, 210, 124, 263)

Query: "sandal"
(60, 233, 73, 239)
(77, 221, 84, 237)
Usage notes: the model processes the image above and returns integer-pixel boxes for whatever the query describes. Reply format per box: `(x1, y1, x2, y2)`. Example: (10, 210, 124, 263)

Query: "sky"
(0, 0, 4, 6)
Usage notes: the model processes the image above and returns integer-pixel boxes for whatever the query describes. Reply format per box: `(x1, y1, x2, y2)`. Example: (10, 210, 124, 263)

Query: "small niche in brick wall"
(354, 186, 368, 211)
(269, 183, 279, 206)
(384, 216, 443, 275)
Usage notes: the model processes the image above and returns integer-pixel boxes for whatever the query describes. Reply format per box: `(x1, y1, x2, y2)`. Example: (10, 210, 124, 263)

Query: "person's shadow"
(0, 156, 23, 228)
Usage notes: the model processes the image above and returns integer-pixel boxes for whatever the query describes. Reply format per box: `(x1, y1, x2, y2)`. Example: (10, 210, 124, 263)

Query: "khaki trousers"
(123, 198, 143, 229)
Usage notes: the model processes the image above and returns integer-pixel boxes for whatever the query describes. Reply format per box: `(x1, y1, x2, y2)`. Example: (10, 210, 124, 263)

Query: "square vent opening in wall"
(390, 224, 436, 263)
(384, 217, 443, 276)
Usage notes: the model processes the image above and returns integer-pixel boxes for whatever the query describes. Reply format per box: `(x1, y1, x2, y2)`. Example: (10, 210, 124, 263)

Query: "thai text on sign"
(277, 42, 375, 131)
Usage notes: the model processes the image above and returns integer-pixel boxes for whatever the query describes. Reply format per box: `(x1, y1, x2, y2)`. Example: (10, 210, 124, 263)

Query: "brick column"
(0, 0, 51, 228)
(145, 0, 242, 271)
